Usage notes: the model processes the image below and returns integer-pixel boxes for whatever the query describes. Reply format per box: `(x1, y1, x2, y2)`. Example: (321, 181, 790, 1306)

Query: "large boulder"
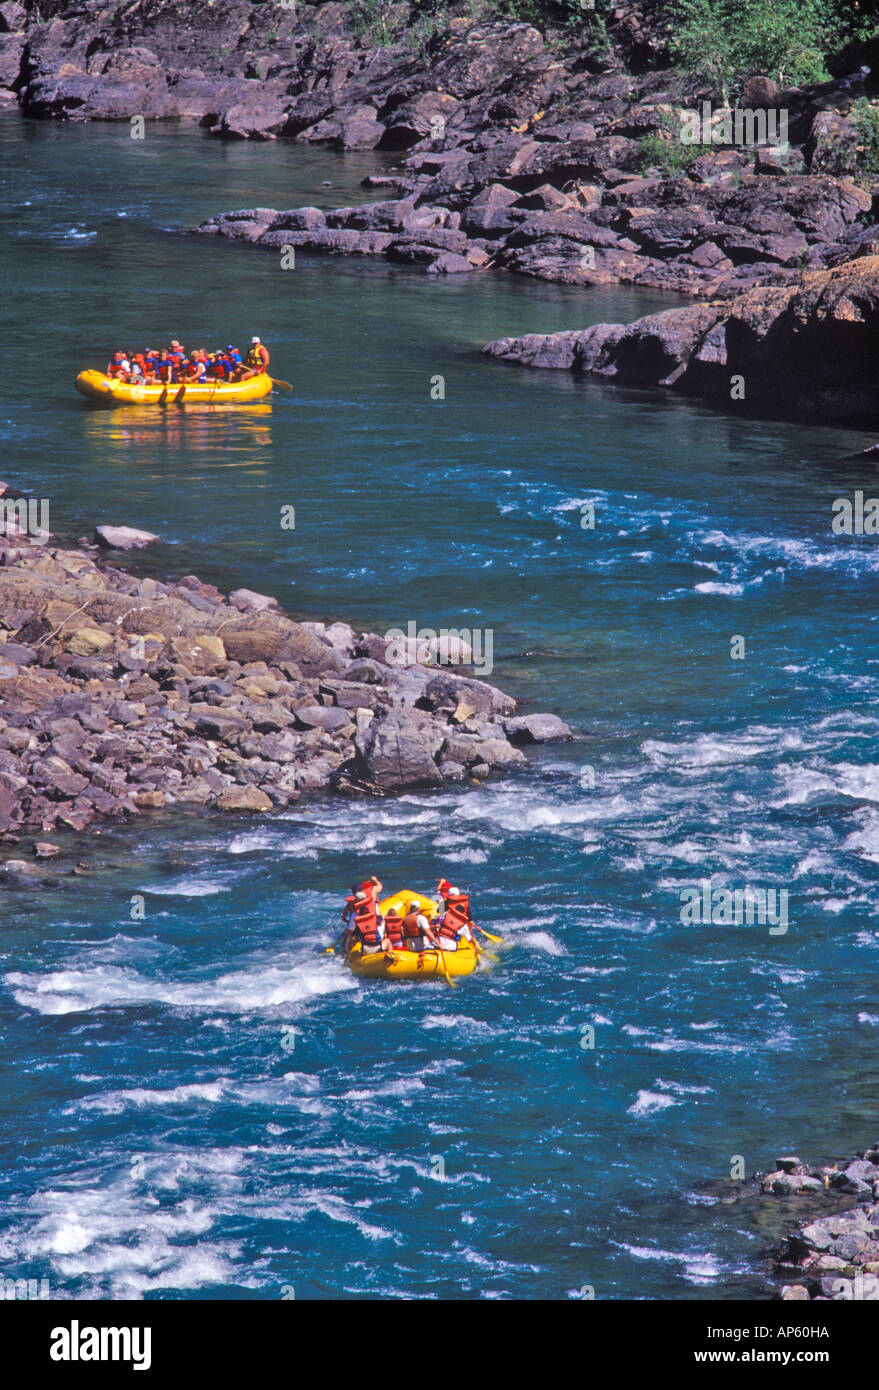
(354, 711, 444, 790)
(216, 84, 290, 140)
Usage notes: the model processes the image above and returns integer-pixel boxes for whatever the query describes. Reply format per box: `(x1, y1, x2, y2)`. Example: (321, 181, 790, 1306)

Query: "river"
(1, 112, 878, 1300)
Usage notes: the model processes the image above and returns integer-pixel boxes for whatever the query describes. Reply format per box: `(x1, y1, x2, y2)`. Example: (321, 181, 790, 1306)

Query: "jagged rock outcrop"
(483, 250, 879, 422)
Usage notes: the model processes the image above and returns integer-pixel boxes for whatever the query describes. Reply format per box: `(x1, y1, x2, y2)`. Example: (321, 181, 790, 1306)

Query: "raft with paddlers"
(325, 882, 503, 985)
(75, 369, 275, 406)
(346, 891, 480, 980)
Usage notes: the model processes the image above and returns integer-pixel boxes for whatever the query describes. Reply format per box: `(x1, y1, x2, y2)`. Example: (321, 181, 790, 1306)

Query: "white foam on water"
(0, 1149, 251, 1298)
(147, 878, 230, 897)
(694, 526, 879, 576)
(228, 832, 276, 854)
(628, 1090, 678, 1117)
(858, 1012, 879, 1025)
(655, 1078, 712, 1095)
(693, 581, 746, 596)
(422, 1013, 493, 1035)
(516, 931, 564, 955)
(296, 1191, 394, 1242)
(6, 955, 355, 1016)
(71, 1071, 323, 1116)
(843, 809, 879, 864)
(619, 1242, 721, 1284)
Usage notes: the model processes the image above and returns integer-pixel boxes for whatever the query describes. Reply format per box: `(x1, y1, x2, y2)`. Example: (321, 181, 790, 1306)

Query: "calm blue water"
(1, 114, 878, 1300)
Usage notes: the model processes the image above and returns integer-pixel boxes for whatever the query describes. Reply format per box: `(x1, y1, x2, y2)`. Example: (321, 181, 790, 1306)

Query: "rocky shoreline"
(484, 246, 879, 422)
(0, 517, 570, 859)
(2, 4, 876, 295)
(760, 1146, 879, 1300)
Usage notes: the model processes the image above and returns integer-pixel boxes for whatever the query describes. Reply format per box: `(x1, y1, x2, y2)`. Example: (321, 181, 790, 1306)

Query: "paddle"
(434, 937, 456, 987)
(472, 922, 504, 944)
(270, 377, 294, 391)
(322, 908, 349, 955)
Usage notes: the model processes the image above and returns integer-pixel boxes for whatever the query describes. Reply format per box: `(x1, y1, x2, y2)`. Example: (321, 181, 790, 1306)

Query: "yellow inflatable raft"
(75, 370, 274, 406)
(345, 890, 479, 981)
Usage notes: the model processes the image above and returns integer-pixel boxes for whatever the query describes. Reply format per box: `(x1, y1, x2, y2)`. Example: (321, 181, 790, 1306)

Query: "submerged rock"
(94, 525, 159, 551)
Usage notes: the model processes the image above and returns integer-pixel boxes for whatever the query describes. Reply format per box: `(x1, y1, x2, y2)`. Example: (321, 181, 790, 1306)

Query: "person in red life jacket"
(343, 889, 387, 956)
(341, 875, 384, 954)
(184, 349, 208, 382)
(129, 352, 147, 381)
(167, 341, 187, 382)
(400, 900, 440, 953)
(143, 350, 161, 382)
(436, 881, 474, 951)
(155, 349, 174, 384)
(107, 350, 130, 380)
(382, 901, 406, 958)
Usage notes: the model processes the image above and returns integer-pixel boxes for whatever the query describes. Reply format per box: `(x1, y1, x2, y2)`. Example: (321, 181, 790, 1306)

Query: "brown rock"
(215, 785, 273, 812)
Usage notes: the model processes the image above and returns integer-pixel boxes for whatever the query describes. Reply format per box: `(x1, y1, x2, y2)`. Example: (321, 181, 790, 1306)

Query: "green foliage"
(636, 112, 711, 176)
(404, 0, 452, 61)
(667, 0, 841, 100)
(493, 0, 612, 54)
(349, 0, 408, 47)
(851, 98, 879, 174)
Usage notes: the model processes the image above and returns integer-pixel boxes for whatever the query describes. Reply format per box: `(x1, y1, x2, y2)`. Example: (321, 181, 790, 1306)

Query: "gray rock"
(354, 712, 444, 790)
(505, 712, 572, 743)
(293, 705, 353, 734)
(229, 588, 280, 614)
(94, 525, 159, 550)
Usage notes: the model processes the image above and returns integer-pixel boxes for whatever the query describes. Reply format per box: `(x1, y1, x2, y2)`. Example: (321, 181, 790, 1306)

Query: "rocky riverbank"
(0, 519, 570, 853)
(759, 1147, 879, 1300)
(5, 3, 878, 299)
(484, 245, 879, 422)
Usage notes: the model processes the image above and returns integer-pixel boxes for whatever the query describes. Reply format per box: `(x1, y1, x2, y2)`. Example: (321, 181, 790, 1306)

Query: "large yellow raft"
(345, 890, 479, 981)
(75, 370, 274, 406)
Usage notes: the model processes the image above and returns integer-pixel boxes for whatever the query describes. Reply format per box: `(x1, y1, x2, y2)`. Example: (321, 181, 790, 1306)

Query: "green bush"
(349, 0, 408, 47)
(667, 0, 841, 101)
(636, 111, 712, 176)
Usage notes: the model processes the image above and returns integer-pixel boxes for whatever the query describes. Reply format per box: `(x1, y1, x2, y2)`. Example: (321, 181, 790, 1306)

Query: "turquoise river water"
(1, 113, 878, 1300)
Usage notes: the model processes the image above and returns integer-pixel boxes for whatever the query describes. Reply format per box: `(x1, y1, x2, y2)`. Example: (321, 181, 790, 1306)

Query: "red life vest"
(353, 896, 380, 946)
(402, 910, 423, 940)
(384, 910, 404, 947)
(439, 890, 470, 938)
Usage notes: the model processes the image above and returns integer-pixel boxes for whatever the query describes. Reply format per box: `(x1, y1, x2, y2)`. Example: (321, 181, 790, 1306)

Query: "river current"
(1, 114, 878, 1300)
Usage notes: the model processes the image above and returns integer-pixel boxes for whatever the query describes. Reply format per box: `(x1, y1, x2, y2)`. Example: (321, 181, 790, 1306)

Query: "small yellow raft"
(75, 370, 274, 406)
(345, 890, 479, 981)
